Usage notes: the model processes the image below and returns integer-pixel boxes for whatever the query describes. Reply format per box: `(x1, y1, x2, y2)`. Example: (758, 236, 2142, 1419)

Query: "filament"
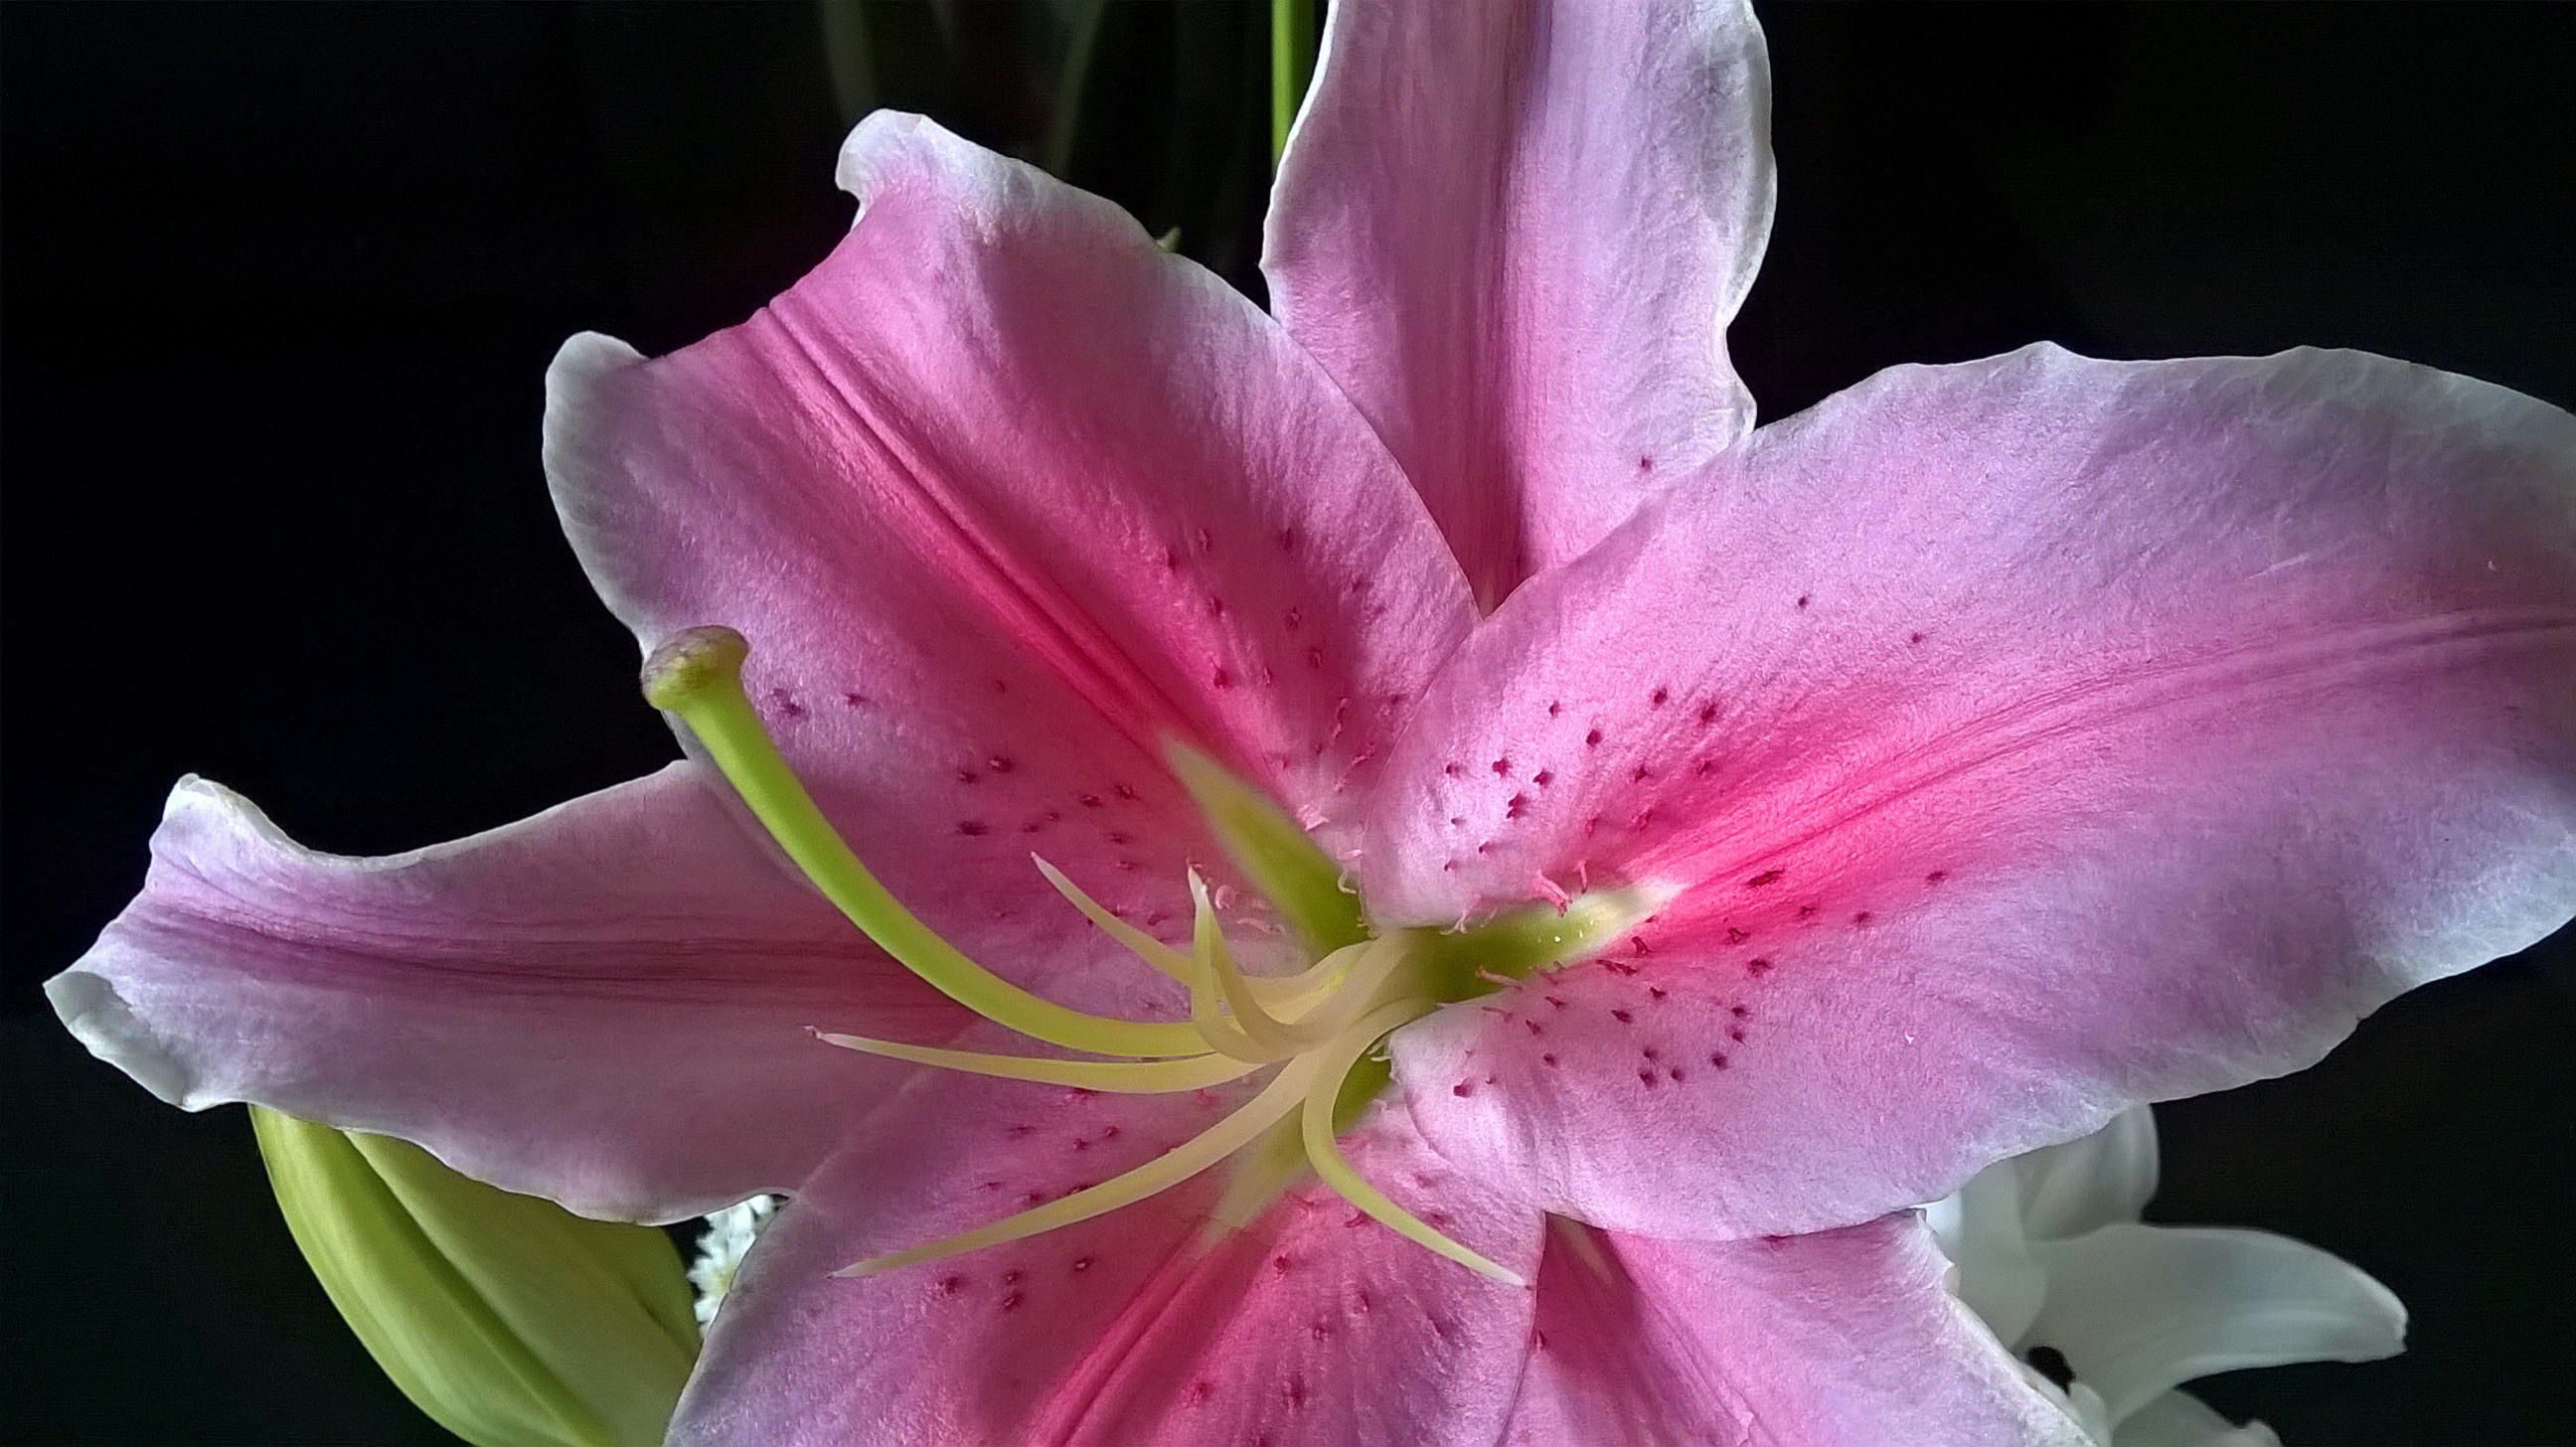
(835, 1050, 1330, 1278)
(814, 1035, 1257, 1093)
(1300, 1000, 1527, 1285)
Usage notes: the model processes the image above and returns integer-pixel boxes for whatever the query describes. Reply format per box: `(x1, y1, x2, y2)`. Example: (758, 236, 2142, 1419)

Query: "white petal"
(2111, 1390, 2281, 1447)
(2019, 1105, 2162, 1241)
(2028, 1224, 2406, 1424)
(1941, 1166, 2049, 1346)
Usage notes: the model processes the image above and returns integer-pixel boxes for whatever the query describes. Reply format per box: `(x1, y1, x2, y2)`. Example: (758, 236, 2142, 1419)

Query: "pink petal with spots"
(1504, 1214, 2085, 1446)
(1267, 0, 1773, 606)
(674, 1074, 1537, 1447)
(47, 765, 967, 1222)
(546, 113, 1476, 986)
(1372, 345, 2576, 1238)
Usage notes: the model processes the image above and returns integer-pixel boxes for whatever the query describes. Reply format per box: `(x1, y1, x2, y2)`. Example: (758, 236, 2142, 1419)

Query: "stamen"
(1300, 1001, 1528, 1285)
(814, 1034, 1257, 1093)
(1033, 857, 1197, 987)
(642, 627, 1205, 1060)
(834, 1051, 1330, 1278)
(1188, 872, 1319, 1061)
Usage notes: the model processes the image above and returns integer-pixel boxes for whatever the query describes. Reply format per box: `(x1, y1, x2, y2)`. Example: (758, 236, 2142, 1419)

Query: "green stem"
(1270, 0, 1317, 162)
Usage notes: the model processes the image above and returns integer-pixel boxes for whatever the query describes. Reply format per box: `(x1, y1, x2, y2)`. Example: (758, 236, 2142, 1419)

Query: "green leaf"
(251, 1109, 699, 1447)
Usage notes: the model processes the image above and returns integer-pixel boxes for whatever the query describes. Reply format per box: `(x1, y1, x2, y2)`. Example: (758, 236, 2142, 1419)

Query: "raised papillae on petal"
(1267, 0, 1774, 605)
(548, 113, 1476, 1015)
(1369, 345, 2576, 1240)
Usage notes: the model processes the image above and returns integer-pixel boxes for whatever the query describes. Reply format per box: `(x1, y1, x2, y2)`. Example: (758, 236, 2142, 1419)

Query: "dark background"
(5, 3, 2572, 1442)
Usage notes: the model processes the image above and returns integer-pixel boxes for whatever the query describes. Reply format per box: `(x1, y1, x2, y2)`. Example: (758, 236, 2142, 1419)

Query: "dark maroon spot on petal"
(1925, 870, 1949, 884)
(1795, 902, 1820, 919)
(1161, 547, 1182, 571)
(937, 1274, 964, 1295)
(1584, 728, 1604, 747)
(1745, 869, 1784, 887)
(1071, 1255, 1094, 1273)
(1541, 1052, 1560, 1066)
(1546, 995, 1568, 1010)
(1546, 701, 1562, 718)
(1852, 910, 1873, 925)
(1708, 1052, 1729, 1068)
(1277, 527, 1297, 552)
(1452, 1080, 1475, 1097)
(1005, 1124, 1034, 1138)
(1210, 667, 1233, 689)
(1272, 1254, 1296, 1276)
(1670, 1067, 1688, 1083)
(1730, 1027, 1748, 1043)
(1697, 704, 1719, 724)
(1908, 632, 1925, 645)
(1730, 1004, 1751, 1019)
(1505, 793, 1530, 820)
(1532, 768, 1554, 787)
(1724, 927, 1750, 945)
(1630, 764, 1654, 783)
(956, 820, 987, 837)
(1107, 831, 1132, 846)
(1745, 958, 1773, 977)
(1077, 793, 1103, 808)
(1648, 986, 1669, 1000)
(1188, 1380, 1214, 1404)
(842, 691, 872, 708)
(1491, 757, 1512, 776)
(1642, 1045, 1662, 1060)
(1524, 1019, 1543, 1036)
(956, 769, 980, 785)
(1611, 1008, 1635, 1024)
(1650, 688, 1669, 708)
(1795, 594, 1812, 610)
(1696, 758, 1718, 776)
(1001, 1291, 1026, 1312)
(1638, 455, 1655, 472)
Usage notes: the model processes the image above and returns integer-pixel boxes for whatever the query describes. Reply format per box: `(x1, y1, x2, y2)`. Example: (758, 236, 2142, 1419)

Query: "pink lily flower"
(50, 2, 2576, 1443)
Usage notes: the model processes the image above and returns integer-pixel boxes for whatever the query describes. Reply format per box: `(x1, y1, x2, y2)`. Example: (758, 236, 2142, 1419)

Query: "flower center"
(643, 626, 1646, 1285)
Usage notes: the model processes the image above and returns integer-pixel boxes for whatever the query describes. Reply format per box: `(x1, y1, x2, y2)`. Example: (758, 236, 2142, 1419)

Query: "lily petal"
(49, 764, 966, 1221)
(672, 1071, 1536, 1446)
(2026, 1224, 2406, 1425)
(2113, 1390, 2281, 1447)
(1266, 0, 1774, 606)
(1502, 1214, 2087, 1446)
(1372, 344, 2576, 1238)
(2016, 1105, 2160, 1242)
(547, 113, 1475, 989)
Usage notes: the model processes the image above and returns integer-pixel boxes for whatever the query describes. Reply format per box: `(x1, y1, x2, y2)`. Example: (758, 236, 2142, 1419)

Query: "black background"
(5, 3, 2572, 1443)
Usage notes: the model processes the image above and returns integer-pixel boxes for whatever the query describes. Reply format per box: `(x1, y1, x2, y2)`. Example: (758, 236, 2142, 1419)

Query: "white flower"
(1927, 1107, 2406, 1447)
(689, 1195, 779, 1331)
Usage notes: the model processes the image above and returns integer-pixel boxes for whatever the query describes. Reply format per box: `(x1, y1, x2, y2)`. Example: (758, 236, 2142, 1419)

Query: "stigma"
(642, 626, 1648, 1287)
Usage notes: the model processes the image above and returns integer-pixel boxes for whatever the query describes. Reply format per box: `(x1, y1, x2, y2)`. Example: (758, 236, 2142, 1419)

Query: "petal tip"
(47, 968, 193, 1106)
